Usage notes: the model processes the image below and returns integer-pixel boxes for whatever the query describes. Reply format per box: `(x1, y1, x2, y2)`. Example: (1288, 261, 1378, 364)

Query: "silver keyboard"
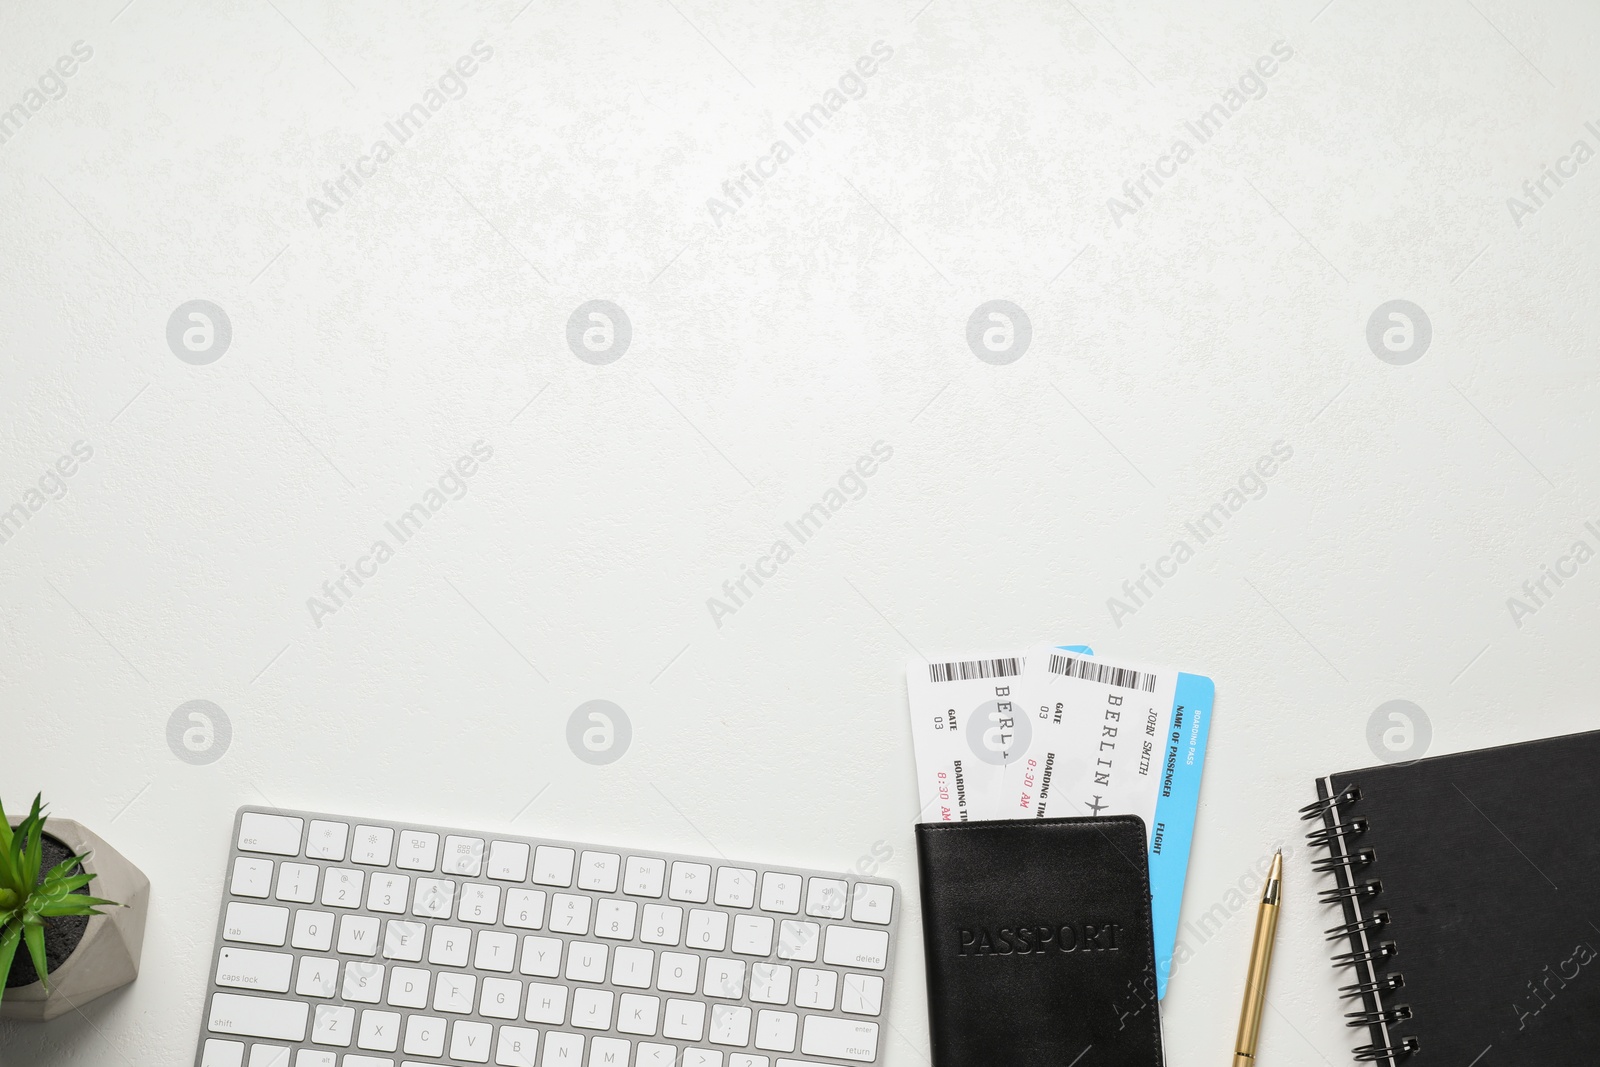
(193, 807, 900, 1067)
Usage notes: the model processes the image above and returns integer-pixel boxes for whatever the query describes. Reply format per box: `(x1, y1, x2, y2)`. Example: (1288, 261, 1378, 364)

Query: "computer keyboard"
(193, 807, 900, 1067)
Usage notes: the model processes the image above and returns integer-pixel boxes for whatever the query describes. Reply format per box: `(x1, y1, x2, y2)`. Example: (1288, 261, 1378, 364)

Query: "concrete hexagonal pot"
(0, 818, 149, 1021)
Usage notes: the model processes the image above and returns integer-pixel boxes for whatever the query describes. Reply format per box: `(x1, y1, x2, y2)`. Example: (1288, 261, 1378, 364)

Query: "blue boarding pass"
(1013, 644, 1213, 999)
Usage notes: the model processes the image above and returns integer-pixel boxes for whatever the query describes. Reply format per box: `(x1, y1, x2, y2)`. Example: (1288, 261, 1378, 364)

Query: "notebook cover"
(1312, 728, 1600, 1065)
(915, 817, 1164, 1067)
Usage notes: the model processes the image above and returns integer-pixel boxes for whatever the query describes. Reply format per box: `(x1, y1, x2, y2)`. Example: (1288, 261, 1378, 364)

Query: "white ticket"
(905, 652, 1031, 821)
(1010, 644, 1178, 827)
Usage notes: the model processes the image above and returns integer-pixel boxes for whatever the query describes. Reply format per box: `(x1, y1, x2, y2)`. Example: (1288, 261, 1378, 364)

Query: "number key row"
(237, 816, 892, 923)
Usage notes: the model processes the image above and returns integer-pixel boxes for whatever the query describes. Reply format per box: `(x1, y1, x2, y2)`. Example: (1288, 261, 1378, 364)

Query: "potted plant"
(1, 794, 149, 1021)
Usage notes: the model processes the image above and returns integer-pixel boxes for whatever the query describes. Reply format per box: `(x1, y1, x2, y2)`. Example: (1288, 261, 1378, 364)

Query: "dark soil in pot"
(4, 832, 89, 988)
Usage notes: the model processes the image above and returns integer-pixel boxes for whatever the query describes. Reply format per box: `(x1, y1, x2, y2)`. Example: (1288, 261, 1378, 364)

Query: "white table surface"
(3, 1, 1598, 1063)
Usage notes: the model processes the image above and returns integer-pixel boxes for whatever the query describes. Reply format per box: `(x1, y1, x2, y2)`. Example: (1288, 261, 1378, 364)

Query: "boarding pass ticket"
(906, 645, 1213, 998)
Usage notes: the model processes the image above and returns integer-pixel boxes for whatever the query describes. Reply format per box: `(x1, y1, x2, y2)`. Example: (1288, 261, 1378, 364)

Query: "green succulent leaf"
(36, 896, 117, 919)
(21, 920, 48, 993)
(21, 798, 44, 888)
(0, 923, 21, 995)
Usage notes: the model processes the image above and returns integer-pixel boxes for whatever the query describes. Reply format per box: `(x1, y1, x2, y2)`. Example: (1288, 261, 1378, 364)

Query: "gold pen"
(1232, 850, 1282, 1066)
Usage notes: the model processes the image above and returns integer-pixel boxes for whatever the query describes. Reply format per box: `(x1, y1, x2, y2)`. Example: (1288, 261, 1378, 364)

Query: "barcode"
(927, 657, 1021, 683)
(1046, 653, 1157, 692)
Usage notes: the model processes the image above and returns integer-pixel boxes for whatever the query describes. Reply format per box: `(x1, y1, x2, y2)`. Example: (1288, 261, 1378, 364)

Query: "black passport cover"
(1313, 728, 1600, 1065)
(915, 817, 1164, 1067)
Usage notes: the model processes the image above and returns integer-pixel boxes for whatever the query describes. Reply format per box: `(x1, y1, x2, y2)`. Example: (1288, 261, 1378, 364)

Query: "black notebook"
(1306, 729, 1600, 1065)
(915, 817, 1164, 1067)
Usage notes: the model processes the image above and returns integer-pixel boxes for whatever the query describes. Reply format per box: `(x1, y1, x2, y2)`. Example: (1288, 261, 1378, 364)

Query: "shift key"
(207, 992, 308, 1041)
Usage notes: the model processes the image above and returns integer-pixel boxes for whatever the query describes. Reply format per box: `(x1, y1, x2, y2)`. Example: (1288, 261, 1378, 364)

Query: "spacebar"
(207, 992, 309, 1040)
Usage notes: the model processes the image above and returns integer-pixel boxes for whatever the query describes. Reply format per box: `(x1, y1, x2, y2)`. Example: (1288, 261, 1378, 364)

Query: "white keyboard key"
(686, 909, 729, 951)
(338, 915, 380, 956)
(801, 1016, 878, 1062)
(382, 920, 425, 962)
(305, 820, 349, 861)
(588, 1035, 629, 1066)
(749, 963, 792, 1005)
(434, 971, 477, 1014)
(412, 878, 456, 919)
(291, 910, 334, 952)
(710, 1004, 752, 1046)
(215, 947, 293, 993)
(366, 874, 410, 915)
(320, 868, 363, 909)
(611, 946, 654, 988)
(714, 867, 757, 909)
(542, 1032, 582, 1063)
(336, 1057, 389, 1067)
(662, 999, 706, 1041)
(488, 840, 530, 881)
(404, 1014, 446, 1057)
(850, 883, 894, 925)
(669, 862, 712, 903)
(731, 915, 774, 956)
(311, 1003, 353, 1046)
(656, 951, 700, 994)
(443, 835, 486, 877)
(682, 1050, 721, 1067)
(386, 967, 430, 1009)
(207, 992, 309, 1041)
(640, 904, 683, 946)
(822, 926, 889, 970)
(755, 1010, 797, 1052)
(504, 888, 546, 930)
(428, 925, 471, 968)
(231, 857, 274, 898)
(519, 935, 562, 978)
(841, 973, 884, 1016)
(775, 920, 819, 962)
(617, 993, 660, 1035)
(294, 956, 339, 998)
(351, 825, 394, 866)
(624, 856, 665, 897)
(578, 851, 620, 892)
(201, 1038, 245, 1067)
(524, 982, 568, 1024)
(459, 882, 503, 924)
(396, 830, 440, 872)
(247, 1045, 290, 1067)
(495, 1025, 540, 1066)
(342, 961, 384, 1003)
(794, 968, 837, 1010)
(358, 1008, 400, 1051)
(570, 987, 614, 1029)
(275, 862, 318, 904)
(759, 874, 801, 914)
(565, 941, 609, 983)
(636, 1043, 677, 1067)
(805, 879, 848, 920)
(237, 813, 303, 857)
(224, 902, 289, 946)
(531, 846, 575, 887)
(729, 1057, 768, 1067)
(594, 899, 637, 940)
(479, 976, 522, 1019)
(451, 1019, 494, 1062)
(703, 957, 746, 1000)
(549, 893, 592, 935)
(475, 930, 518, 972)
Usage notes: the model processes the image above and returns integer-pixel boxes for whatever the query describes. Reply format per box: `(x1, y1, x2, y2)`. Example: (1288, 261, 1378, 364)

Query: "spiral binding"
(1303, 779, 1418, 1064)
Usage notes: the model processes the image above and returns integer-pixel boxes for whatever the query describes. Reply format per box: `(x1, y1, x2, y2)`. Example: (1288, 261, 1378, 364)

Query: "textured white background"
(3, 0, 1599, 1063)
